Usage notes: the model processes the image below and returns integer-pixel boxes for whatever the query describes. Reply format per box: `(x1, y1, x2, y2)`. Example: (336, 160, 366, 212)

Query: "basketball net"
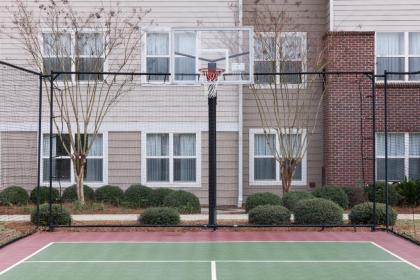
(200, 68, 224, 98)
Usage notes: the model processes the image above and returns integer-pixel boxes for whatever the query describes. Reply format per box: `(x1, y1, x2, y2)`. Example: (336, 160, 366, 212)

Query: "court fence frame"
(0, 60, 415, 232)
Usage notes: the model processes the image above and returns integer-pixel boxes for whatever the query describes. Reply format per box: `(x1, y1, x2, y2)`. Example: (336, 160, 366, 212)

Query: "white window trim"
(253, 31, 307, 89)
(375, 132, 420, 181)
(141, 131, 201, 187)
(249, 128, 307, 186)
(41, 29, 108, 83)
(40, 132, 108, 188)
(375, 31, 420, 82)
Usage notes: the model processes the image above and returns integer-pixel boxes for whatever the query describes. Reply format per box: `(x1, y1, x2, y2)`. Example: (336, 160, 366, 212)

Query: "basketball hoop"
(199, 67, 224, 98)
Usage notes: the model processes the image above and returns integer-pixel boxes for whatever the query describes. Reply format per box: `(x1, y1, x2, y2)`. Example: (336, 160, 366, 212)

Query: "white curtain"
(43, 33, 71, 56)
(173, 134, 196, 181)
(77, 33, 103, 56)
(85, 159, 103, 182)
(409, 33, 420, 79)
(87, 135, 103, 156)
(376, 33, 404, 56)
(282, 35, 302, 60)
(174, 31, 196, 80)
(174, 134, 195, 156)
(254, 134, 276, 180)
(147, 134, 169, 156)
(409, 134, 420, 180)
(376, 133, 405, 181)
(255, 35, 275, 61)
(376, 133, 405, 157)
(147, 134, 169, 181)
(254, 134, 275, 156)
(147, 33, 169, 56)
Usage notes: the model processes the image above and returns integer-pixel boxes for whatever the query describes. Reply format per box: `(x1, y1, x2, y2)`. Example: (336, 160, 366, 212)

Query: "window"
(173, 31, 197, 81)
(376, 32, 420, 81)
(42, 134, 104, 183)
(145, 133, 198, 184)
(376, 133, 420, 181)
(42, 32, 105, 81)
(249, 129, 306, 185)
(254, 32, 306, 85)
(146, 33, 170, 81)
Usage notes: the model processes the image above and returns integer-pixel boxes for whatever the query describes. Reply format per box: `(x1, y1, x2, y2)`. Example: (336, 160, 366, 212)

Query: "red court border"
(0, 231, 419, 272)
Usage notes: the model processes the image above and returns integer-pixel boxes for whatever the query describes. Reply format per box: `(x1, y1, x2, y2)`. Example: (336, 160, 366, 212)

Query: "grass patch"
(393, 220, 420, 242)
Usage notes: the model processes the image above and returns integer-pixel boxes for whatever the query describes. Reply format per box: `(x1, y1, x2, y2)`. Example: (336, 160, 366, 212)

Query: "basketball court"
(0, 232, 419, 280)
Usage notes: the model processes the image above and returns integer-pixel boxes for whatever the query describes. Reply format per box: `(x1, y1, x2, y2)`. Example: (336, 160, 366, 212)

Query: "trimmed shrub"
(396, 179, 420, 207)
(95, 185, 124, 206)
(61, 184, 95, 202)
(30, 186, 60, 204)
(123, 184, 154, 208)
(31, 203, 71, 226)
(294, 198, 344, 225)
(150, 188, 175, 207)
(139, 207, 180, 225)
(163, 190, 201, 214)
(282, 191, 314, 212)
(245, 192, 282, 212)
(0, 186, 29, 206)
(313, 186, 349, 208)
(248, 205, 291, 225)
(349, 202, 398, 226)
(343, 187, 368, 207)
(365, 182, 402, 206)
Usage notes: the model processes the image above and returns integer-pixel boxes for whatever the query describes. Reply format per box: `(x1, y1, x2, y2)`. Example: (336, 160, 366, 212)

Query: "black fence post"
(384, 70, 389, 231)
(48, 72, 54, 229)
(208, 95, 217, 229)
(371, 74, 377, 231)
(36, 75, 43, 227)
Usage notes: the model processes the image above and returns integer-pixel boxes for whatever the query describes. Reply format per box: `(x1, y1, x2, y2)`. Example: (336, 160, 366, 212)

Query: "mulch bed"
(0, 222, 35, 247)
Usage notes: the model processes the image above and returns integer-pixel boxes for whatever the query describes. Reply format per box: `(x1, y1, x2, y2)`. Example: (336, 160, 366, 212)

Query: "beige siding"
(108, 132, 141, 188)
(332, 0, 420, 31)
(0, 131, 38, 190)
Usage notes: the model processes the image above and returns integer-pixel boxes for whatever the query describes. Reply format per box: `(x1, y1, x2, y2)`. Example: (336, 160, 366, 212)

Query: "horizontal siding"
(0, 131, 38, 190)
(333, 0, 420, 31)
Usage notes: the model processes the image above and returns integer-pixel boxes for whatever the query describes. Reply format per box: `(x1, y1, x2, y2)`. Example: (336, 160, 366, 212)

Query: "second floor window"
(42, 32, 105, 81)
(376, 32, 420, 81)
(146, 33, 170, 81)
(254, 32, 306, 85)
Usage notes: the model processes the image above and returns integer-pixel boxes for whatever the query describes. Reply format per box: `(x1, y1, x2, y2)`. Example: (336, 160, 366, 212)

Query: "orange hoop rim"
(199, 68, 225, 82)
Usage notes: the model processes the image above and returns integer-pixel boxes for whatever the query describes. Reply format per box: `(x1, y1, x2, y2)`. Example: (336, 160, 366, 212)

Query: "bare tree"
(246, 4, 327, 194)
(3, 0, 150, 204)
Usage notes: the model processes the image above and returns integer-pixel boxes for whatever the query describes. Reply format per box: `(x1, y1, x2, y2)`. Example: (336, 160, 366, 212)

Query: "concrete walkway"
(1, 213, 419, 222)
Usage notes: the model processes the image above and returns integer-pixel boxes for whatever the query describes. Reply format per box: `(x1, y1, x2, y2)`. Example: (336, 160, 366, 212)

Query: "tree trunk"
(280, 160, 296, 194)
(73, 155, 86, 205)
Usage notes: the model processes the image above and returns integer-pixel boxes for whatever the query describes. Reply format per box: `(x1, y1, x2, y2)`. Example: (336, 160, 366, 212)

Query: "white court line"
(0, 242, 54, 276)
(24, 260, 404, 264)
(370, 242, 420, 271)
(211, 261, 217, 280)
(53, 241, 373, 244)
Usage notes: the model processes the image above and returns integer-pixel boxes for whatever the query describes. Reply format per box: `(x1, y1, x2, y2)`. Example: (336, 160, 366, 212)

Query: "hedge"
(150, 188, 175, 207)
(349, 202, 397, 226)
(248, 205, 291, 225)
(95, 185, 124, 206)
(245, 192, 282, 212)
(61, 184, 95, 202)
(365, 182, 402, 206)
(123, 184, 154, 208)
(139, 207, 180, 225)
(294, 198, 344, 225)
(313, 186, 349, 209)
(163, 190, 201, 214)
(396, 180, 420, 207)
(342, 186, 368, 207)
(282, 191, 314, 212)
(30, 186, 60, 204)
(31, 203, 71, 226)
(0, 186, 29, 206)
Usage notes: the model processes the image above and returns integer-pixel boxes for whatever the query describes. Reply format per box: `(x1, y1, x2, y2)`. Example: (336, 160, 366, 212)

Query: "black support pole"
(48, 72, 54, 229)
(371, 75, 377, 231)
(384, 71, 389, 231)
(36, 75, 43, 227)
(208, 95, 217, 229)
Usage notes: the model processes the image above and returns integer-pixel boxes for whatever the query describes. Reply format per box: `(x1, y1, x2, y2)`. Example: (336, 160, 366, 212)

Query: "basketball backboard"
(171, 27, 254, 84)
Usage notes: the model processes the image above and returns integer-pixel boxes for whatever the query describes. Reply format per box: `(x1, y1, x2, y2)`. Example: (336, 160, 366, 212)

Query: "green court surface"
(1, 241, 419, 280)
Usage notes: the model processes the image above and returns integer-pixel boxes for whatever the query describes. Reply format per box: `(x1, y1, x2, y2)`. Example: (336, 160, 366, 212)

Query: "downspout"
(237, 0, 244, 207)
(329, 0, 334, 31)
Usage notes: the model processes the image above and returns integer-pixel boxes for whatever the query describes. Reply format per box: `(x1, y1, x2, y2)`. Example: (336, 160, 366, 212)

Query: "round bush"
(349, 202, 397, 226)
(139, 207, 180, 225)
(150, 188, 175, 207)
(123, 184, 154, 208)
(0, 186, 29, 206)
(365, 182, 402, 206)
(343, 187, 368, 207)
(30, 186, 60, 204)
(95, 185, 124, 206)
(245, 192, 282, 212)
(31, 203, 71, 226)
(313, 186, 349, 208)
(294, 198, 344, 225)
(248, 205, 291, 225)
(163, 190, 201, 214)
(282, 191, 314, 212)
(61, 184, 95, 202)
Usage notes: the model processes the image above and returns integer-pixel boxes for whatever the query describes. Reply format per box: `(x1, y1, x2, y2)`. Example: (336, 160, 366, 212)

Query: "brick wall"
(324, 31, 420, 187)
